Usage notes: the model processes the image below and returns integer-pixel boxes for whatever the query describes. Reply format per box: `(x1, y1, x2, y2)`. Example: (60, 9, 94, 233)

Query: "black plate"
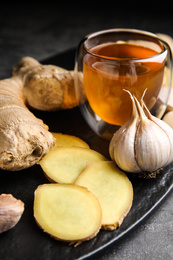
(0, 49, 173, 260)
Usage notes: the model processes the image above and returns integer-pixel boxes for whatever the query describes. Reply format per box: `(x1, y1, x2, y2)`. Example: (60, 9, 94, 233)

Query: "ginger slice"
(75, 161, 133, 230)
(34, 184, 102, 245)
(39, 147, 107, 184)
(51, 133, 89, 149)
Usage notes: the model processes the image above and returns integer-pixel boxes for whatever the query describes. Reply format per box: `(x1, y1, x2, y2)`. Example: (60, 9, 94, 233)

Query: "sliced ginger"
(34, 184, 102, 245)
(39, 147, 107, 184)
(75, 161, 133, 230)
(51, 133, 89, 149)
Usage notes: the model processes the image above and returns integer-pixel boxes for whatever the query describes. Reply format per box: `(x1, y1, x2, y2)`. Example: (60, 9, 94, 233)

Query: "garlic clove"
(0, 194, 24, 233)
(141, 98, 173, 165)
(109, 134, 117, 161)
(109, 120, 130, 161)
(135, 120, 171, 171)
(109, 90, 141, 173)
(113, 121, 141, 173)
(148, 115, 173, 165)
(134, 96, 171, 171)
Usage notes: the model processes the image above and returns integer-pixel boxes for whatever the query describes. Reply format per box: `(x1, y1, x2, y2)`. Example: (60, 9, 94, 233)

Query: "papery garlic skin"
(135, 119, 171, 172)
(110, 122, 141, 173)
(142, 99, 173, 165)
(146, 112, 173, 165)
(109, 91, 140, 173)
(109, 90, 173, 174)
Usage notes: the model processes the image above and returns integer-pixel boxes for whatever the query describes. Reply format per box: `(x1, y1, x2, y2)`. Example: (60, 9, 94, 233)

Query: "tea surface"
(83, 42, 164, 125)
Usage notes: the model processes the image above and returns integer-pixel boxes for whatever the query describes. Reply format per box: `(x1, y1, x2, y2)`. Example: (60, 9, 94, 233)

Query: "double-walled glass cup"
(74, 29, 172, 139)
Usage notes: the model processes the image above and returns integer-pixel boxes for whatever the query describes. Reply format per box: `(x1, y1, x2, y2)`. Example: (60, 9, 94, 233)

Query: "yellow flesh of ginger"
(51, 133, 89, 149)
(34, 184, 102, 243)
(75, 161, 133, 230)
(39, 147, 107, 184)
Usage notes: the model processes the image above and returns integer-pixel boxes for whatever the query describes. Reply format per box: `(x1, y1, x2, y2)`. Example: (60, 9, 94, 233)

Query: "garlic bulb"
(109, 90, 173, 174)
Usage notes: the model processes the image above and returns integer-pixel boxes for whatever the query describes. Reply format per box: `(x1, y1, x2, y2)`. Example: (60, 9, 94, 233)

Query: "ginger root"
(12, 57, 78, 111)
(0, 55, 82, 171)
(0, 76, 55, 171)
(0, 194, 24, 233)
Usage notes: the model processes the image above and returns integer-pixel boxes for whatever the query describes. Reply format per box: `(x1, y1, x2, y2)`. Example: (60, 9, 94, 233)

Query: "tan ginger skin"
(0, 56, 80, 171)
(0, 75, 55, 171)
(12, 57, 78, 111)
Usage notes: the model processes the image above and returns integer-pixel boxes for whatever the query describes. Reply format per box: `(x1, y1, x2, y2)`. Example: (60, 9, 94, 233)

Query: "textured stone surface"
(100, 194, 173, 260)
(0, 3, 173, 259)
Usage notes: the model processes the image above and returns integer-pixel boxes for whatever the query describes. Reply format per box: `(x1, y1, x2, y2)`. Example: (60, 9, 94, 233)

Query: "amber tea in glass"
(75, 29, 172, 139)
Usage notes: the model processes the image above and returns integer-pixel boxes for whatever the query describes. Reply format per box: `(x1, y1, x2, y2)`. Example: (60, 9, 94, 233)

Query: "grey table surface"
(0, 3, 173, 260)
